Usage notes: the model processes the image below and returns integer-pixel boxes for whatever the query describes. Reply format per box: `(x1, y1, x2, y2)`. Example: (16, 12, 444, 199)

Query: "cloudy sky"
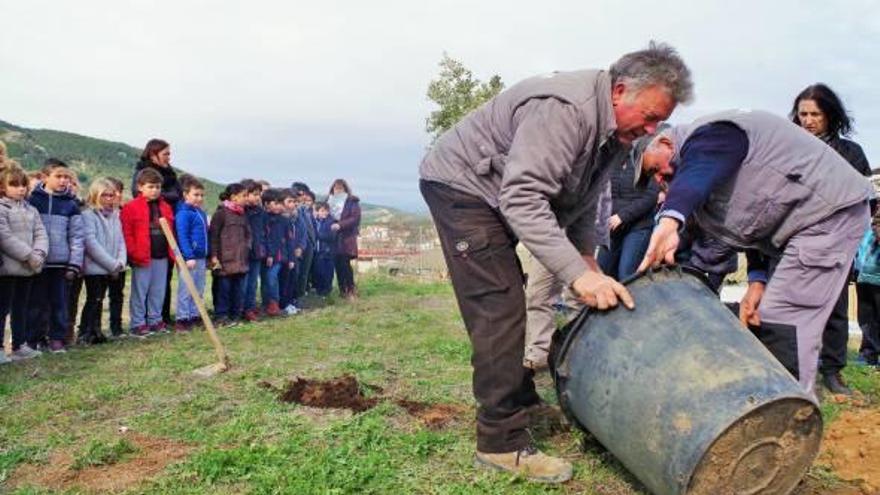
(2, 0, 878, 210)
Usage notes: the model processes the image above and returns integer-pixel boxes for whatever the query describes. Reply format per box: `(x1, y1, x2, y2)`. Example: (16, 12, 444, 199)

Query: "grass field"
(1, 276, 878, 494)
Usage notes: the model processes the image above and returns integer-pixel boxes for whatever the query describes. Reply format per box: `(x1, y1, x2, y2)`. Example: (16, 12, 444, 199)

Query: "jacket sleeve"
(209, 210, 224, 260)
(616, 178, 660, 225)
(0, 210, 36, 262)
(176, 210, 195, 260)
(32, 208, 49, 261)
(67, 207, 86, 271)
(566, 167, 612, 256)
(120, 204, 136, 259)
(497, 98, 591, 285)
(337, 201, 361, 235)
(114, 215, 127, 267)
(84, 212, 119, 272)
(253, 211, 268, 259)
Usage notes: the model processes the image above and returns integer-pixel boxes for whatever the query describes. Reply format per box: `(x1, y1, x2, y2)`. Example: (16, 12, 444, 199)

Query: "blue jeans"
(244, 259, 262, 311)
(598, 227, 652, 281)
(313, 256, 335, 296)
(177, 259, 206, 321)
(216, 273, 247, 319)
(130, 259, 169, 328)
(0, 276, 34, 349)
(261, 262, 281, 306)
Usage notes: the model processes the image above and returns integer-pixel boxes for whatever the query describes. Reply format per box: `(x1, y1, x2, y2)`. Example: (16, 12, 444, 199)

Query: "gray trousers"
(130, 259, 169, 328)
(524, 259, 583, 366)
(759, 202, 869, 397)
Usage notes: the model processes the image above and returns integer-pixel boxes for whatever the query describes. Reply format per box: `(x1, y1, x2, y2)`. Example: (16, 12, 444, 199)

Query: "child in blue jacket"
(174, 176, 209, 331)
(261, 189, 293, 316)
(313, 202, 337, 297)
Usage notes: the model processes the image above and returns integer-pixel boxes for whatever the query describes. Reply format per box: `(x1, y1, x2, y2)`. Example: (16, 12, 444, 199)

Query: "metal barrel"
(551, 267, 822, 495)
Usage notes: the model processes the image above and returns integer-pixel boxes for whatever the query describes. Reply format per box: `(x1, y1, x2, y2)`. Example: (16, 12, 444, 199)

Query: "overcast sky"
(2, 0, 878, 210)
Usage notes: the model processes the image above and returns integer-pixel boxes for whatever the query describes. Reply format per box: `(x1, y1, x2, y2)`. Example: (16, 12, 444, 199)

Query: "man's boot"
(474, 446, 572, 483)
(822, 372, 853, 396)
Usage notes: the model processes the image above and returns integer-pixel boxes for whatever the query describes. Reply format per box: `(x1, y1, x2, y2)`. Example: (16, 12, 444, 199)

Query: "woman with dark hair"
(133, 138, 182, 325)
(791, 83, 873, 394)
(328, 179, 361, 299)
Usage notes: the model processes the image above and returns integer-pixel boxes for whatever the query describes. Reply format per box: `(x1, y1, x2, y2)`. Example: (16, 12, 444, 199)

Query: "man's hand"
(739, 281, 765, 327)
(608, 214, 623, 232)
(266, 257, 274, 267)
(637, 217, 680, 272)
(288, 261, 296, 270)
(571, 271, 635, 310)
(330, 223, 341, 232)
(186, 259, 197, 270)
(65, 269, 78, 281)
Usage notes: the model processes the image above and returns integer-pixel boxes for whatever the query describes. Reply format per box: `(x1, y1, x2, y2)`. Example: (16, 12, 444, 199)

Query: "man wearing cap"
(419, 42, 692, 483)
(523, 130, 664, 371)
(637, 109, 872, 399)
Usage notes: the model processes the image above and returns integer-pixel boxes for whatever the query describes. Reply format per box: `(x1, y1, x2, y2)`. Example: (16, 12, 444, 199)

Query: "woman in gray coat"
(77, 178, 127, 344)
(0, 164, 49, 361)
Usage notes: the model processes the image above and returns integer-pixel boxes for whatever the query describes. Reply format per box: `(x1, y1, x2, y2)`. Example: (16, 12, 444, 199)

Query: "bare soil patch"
(394, 399, 468, 429)
(277, 375, 379, 412)
(818, 407, 880, 494)
(7, 432, 190, 493)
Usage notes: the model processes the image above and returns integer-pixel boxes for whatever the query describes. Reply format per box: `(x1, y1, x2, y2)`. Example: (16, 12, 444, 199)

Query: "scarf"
(329, 193, 347, 221)
(223, 200, 244, 215)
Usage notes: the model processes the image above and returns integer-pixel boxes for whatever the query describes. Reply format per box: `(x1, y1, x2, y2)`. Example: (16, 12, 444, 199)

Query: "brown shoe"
(265, 301, 282, 317)
(243, 310, 260, 322)
(474, 446, 572, 483)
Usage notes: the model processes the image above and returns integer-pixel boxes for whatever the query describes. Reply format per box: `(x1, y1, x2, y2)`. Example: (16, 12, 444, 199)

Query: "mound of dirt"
(395, 399, 468, 429)
(7, 433, 190, 493)
(818, 408, 880, 494)
(278, 375, 378, 412)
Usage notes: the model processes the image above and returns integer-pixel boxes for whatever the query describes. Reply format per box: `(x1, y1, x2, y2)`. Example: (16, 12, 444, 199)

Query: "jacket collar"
(594, 71, 619, 148)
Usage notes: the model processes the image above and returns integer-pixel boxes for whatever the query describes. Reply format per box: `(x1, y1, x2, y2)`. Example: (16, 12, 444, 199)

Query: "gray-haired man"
(637, 110, 872, 400)
(419, 42, 692, 483)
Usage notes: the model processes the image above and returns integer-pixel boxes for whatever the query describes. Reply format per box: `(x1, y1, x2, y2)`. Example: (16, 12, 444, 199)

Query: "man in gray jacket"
(637, 110, 872, 400)
(419, 42, 692, 483)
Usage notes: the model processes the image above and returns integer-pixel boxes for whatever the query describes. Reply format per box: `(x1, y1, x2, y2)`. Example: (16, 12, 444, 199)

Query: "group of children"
(0, 151, 346, 364)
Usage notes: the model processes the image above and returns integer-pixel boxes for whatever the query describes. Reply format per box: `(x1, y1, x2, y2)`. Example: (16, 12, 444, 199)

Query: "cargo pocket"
(788, 247, 847, 308)
(750, 322, 799, 380)
(450, 230, 511, 298)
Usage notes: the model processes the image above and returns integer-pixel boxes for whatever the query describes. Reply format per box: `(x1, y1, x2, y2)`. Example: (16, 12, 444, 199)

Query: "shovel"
(159, 218, 230, 377)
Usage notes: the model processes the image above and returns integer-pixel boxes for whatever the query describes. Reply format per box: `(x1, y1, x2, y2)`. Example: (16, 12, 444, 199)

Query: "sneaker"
(855, 354, 879, 367)
(474, 445, 573, 484)
(131, 325, 151, 339)
(149, 322, 169, 335)
(214, 318, 239, 329)
(822, 372, 853, 396)
(174, 321, 191, 333)
(283, 305, 300, 316)
(265, 302, 282, 317)
(243, 310, 260, 323)
(187, 318, 203, 330)
(10, 344, 42, 361)
(48, 340, 67, 354)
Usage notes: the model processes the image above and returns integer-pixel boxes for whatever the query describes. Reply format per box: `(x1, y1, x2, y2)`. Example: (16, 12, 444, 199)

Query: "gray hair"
(610, 41, 693, 104)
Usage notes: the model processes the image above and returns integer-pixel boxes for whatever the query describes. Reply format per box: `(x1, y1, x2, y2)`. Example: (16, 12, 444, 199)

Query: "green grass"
(0, 275, 878, 494)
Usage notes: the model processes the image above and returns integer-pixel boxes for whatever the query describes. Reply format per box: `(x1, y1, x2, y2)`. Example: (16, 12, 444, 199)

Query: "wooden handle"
(159, 217, 229, 368)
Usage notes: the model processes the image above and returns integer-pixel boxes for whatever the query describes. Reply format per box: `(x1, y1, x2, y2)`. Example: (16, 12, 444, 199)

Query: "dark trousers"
(313, 256, 335, 296)
(162, 264, 174, 324)
(295, 247, 315, 298)
(0, 276, 34, 350)
(279, 264, 293, 307)
(215, 274, 247, 319)
(421, 180, 539, 453)
(334, 255, 356, 296)
(598, 226, 652, 281)
(79, 276, 109, 342)
(857, 282, 880, 363)
(107, 271, 126, 335)
(27, 268, 69, 345)
(819, 282, 850, 376)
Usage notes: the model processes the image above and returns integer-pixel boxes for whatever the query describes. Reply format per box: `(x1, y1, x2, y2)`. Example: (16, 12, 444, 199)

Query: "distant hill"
(0, 119, 426, 225)
(0, 119, 225, 211)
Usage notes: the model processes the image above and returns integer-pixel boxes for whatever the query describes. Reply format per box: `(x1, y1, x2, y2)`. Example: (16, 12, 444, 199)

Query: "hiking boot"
(132, 325, 151, 339)
(243, 310, 260, 323)
(48, 340, 67, 354)
(10, 344, 42, 361)
(474, 445, 572, 484)
(265, 301, 282, 317)
(822, 372, 853, 396)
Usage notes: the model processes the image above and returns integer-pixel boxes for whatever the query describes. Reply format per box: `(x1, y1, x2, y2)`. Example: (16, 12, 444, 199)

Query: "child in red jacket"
(121, 168, 174, 337)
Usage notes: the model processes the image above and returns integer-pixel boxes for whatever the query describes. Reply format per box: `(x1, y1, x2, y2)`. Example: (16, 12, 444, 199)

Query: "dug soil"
(394, 399, 468, 429)
(277, 375, 379, 412)
(817, 407, 880, 494)
(7, 433, 190, 493)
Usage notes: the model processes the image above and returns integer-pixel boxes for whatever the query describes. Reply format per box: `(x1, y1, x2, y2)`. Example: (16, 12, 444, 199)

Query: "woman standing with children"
(328, 179, 361, 299)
